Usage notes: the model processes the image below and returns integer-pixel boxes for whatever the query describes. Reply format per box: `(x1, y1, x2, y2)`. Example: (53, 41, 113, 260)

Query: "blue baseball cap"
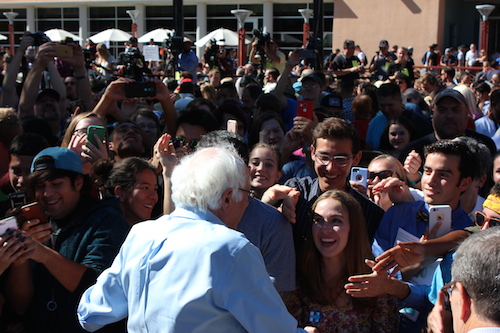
(31, 147, 82, 174)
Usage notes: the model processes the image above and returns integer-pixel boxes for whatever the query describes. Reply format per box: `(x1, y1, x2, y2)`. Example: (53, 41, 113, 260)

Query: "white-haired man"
(448, 226, 500, 332)
(77, 147, 315, 332)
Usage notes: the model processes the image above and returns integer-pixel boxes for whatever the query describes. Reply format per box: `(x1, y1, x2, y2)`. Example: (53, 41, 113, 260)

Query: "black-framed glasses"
(314, 154, 352, 167)
(441, 281, 457, 312)
(239, 188, 256, 202)
(171, 137, 198, 150)
(475, 211, 500, 228)
(368, 169, 396, 181)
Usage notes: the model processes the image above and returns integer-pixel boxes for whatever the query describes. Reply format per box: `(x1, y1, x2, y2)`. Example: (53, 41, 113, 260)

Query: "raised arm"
(1, 32, 33, 107)
(18, 42, 57, 118)
(271, 49, 300, 109)
(61, 43, 93, 111)
(46, 59, 66, 117)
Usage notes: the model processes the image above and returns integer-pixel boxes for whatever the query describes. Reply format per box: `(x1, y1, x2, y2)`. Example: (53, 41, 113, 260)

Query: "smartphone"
(124, 82, 156, 98)
(429, 205, 452, 238)
(350, 167, 369, 188)
(70, 99, 86, 114)
(227, 119, 237, 134)
(86, 125, 106, 148)
(0, 216, 17, 235)
(297, 100, 314, 120)
(21, 202, 48, 224)
(55, 44, 73, 58)
(9, 191, 27, 210)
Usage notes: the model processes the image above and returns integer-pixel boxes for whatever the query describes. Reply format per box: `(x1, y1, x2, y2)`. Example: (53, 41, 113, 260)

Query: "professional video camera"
(165, 35, 183, 57)
(122, 47, 145, 82)
(252, 29, 271, 47)
(204, 38, 220, 69)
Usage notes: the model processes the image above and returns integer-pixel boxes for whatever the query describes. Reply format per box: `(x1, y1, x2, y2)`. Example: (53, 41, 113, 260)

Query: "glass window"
(63, 8, 79, 19)
(37, 8, 61, 19)
(90, 7, 115, 19)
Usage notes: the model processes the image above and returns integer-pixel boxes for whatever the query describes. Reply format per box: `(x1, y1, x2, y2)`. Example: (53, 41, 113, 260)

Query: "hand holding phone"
(0, 216, 18, 235)
(296, 101, 314, 120)
(86, 125, 106, 148)
(21, 202, 48, 224)
(350, 167, 369, 188)
(429, 205, 452, 238)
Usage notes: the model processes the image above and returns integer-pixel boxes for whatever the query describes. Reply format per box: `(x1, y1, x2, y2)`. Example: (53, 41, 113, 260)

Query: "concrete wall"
(332, 0, 445, 66)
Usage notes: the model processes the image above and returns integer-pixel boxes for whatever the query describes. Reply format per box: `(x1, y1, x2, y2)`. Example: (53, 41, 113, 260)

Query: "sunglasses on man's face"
(475, 211, 500, 228)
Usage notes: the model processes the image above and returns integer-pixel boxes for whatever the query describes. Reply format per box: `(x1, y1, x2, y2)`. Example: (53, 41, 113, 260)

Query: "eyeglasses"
(314, 154, 352, 167)
(302, 83, 319, 89)
(475, 211, 500, 228)
(368, 169, 396, 181)
(239, 188, 256, 202)
(171, 137, 198, 150)
(72, 128, 87, 137)
(441, 281, 457, 312)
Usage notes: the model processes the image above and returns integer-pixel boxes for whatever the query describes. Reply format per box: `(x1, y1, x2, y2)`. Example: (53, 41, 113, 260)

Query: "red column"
(480, 20, 490, 58)
(8, 24, 14, 55)
(132, 23, 138, 38)
(238, 28, 246, 67)
(303, 22, 310, 48)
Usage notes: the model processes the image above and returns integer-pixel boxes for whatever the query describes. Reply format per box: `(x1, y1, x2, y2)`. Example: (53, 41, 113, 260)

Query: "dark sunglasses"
(368, 169, 395, 181)
(475, 211, 500, 228)
(171, 137, 198, 150)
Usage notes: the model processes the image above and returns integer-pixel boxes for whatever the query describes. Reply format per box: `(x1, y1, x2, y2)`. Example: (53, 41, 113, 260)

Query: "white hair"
(171, 147, 248, 211)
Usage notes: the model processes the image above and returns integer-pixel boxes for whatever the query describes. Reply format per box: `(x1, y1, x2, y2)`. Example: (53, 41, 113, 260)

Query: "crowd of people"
(0, 30, 499, 333)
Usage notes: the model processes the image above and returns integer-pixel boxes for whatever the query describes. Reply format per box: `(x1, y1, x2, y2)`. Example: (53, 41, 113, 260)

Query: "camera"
(28, 31, 50, 47)
(252, 29, 271, 47)
(204, 38, 220, 69)
(124, 81, 156, 98)
(164, 35, 183, 56)
(122, 47, 145, 82)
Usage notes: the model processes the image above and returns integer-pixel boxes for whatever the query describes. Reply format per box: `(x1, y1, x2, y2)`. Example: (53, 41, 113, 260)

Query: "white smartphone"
(227, 119, 237, 134)
(350, 167, 369, 188)
(0, 216, 17, 235)
(429, 205, 452, 238)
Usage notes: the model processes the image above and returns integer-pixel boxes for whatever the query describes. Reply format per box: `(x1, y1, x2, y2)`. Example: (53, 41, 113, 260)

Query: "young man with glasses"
(279, 117, 384, 248)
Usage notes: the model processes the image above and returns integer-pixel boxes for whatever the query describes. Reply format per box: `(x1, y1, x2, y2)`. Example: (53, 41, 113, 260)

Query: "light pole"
(298, 9, 313, 48)
(3, 11, 18, 55)
(231, 9, 252, 67)
(476, 4, 495, 58)
(126, 10, 140, 38)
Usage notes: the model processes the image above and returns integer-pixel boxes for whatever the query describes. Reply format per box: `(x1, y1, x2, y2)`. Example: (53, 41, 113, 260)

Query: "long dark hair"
(297, 190, 374, 308)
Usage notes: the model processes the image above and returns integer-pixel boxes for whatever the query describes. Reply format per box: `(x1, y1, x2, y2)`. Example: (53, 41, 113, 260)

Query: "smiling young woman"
(285, 190, 398, 333)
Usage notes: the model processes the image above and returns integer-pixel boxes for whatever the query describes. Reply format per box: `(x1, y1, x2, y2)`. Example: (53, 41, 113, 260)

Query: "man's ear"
(114, 186, 126, 202)
(352, 151, 362, 166)
(455, 282, 472, 323)
(459, 176, 472, 193)
(220, 188, 233, 214)
(108, 141, 114, 151)
(74, 174, 84, 191)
